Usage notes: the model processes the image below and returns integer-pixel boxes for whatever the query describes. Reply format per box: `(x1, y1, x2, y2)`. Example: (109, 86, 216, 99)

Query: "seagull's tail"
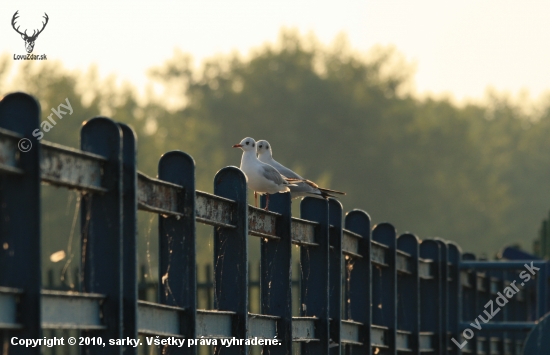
(291, 178, 346, 199)
(318, 187, 346, 199)
(303, 179, 345, 195)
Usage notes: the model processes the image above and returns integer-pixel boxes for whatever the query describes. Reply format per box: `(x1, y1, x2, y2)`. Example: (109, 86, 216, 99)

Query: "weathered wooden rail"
(0, 92, 549, 355)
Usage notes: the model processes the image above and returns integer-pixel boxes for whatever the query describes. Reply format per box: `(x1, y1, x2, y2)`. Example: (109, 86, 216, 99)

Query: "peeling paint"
(0, 131, 22, 174)
(248, 207, 277, 238)
(41, 143, 104, 191)
(196, 192, 234, 227)
(342, 229, 361, 257)
(137, 172, 182, 215)
(291, 218, 316, 245)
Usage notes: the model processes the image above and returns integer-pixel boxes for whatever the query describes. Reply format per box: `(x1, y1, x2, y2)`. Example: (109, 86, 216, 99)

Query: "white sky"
(3, 0, 550, 102)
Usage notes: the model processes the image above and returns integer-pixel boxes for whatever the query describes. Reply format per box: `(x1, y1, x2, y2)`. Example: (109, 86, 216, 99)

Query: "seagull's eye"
(252, 143, 255, 147)
(266, 145, 269, 149)
(259, 145, 262, 149)
(245, 141, 249, 145)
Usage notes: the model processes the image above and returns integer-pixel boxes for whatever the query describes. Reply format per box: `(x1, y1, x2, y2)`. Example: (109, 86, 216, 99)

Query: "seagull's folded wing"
(262, 165, 291, 186)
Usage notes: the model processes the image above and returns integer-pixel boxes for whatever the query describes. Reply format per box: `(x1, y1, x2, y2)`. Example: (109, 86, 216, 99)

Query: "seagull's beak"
(232, 144, 243, 148)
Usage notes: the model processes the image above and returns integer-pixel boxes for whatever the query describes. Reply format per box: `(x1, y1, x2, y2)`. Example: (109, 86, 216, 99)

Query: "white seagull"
(256, 140, 346, 199)
(232, 137, 301, 210)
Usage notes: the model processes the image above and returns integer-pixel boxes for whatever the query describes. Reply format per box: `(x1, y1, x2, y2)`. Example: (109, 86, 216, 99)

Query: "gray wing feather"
(261, 164, 287, 185)
(268, 159, 303, 179)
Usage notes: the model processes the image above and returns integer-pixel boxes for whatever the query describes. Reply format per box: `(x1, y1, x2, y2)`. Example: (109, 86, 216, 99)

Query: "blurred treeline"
(1, 30, 549, 282)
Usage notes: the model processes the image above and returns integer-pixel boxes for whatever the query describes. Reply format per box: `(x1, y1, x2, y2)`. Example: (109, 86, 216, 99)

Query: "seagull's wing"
(269, 159, 303, 180)
(303, 179, 320, 189)
(261, 164, 290, 186)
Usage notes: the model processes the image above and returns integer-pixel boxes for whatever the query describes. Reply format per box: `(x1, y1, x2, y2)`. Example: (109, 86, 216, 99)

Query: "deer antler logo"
(12, 11, 49, 54)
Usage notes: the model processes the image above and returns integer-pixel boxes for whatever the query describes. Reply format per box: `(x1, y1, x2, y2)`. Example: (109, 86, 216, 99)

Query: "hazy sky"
(3, 0, 550, 102)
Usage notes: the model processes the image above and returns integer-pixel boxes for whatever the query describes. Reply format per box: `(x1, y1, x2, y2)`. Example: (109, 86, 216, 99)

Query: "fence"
(535, 213, 550, 259)
(0, 92, 549, 355)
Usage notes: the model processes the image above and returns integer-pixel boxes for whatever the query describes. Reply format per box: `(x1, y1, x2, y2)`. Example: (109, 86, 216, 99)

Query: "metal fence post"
(420, 240, 441, 354)
(300, 197, 330, 354)
(81, 117, 124, 355)
(503, 269, 515, 355)
(462, 253, 477, 354)
(158, 151, 197, 355)
(435, 240, 449, 355)
(328, 199, 343, 355)
(0, 93, 42, 355)
(119, 123, 138, 355)
(372, 223, 397, 355)
(344, 210, 372, 355)
(260, 192, 292, 355)
(214, 167, 248, 355)
(536, 262, 549, 319)
(488, 268, 504, 355)
(397, 233, 420, 355)
(447, 242, 462, 355)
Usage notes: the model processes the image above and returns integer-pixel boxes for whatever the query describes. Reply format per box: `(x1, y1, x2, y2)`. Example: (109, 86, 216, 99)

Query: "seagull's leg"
(264, 194, 270, 211)
(254, 191, 258, 207)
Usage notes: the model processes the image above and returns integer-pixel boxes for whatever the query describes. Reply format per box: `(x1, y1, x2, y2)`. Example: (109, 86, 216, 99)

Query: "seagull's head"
(232, 137, 256, 152)
(256, 140, 272, 158)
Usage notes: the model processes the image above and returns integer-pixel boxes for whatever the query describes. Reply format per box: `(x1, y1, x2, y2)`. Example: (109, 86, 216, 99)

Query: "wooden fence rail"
(0, 92, 549, 355)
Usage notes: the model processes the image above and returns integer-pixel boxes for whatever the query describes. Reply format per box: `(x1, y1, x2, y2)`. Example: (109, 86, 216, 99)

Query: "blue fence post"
(344, 210, 372, 355)
(260, 192, 292, 355)
(478, 260, 492, 355)
(546, 262, 550, 319)
(372, 223, 397, 355)
(328, 199, 343, 355)
(81, 117, 124, 355)
(397, 233, 420, 354)
(509, 267, 524, 355)
(0, 93, 42, 355)
(300, 197, 330, 354)
(490, 268, 505, 355)
(435, 239, 449, 355)
(118, 123, 138, 355)
(504, 269, 513, 355)
(419, 240, 441, 354)
(536, 262, 549, 318)
(462, 253, 478, 355)
(522, 311, 550, 355)
(158, 151, 197, 355)
(214, 167, 248, 355)
(447, 242, 462, 355)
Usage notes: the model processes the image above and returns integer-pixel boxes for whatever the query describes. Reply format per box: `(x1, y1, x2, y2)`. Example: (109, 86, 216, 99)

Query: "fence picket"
(344, 210, 372, 355)
(119, 123, 138, 355)
(260, 193, 293, 355)
(328, 199, 343, 355)
(300, 197, 330, 353)
(80, 117, 124, 355)
(213, 167, 249, 355)
(372, 223, 398, 355)
(158, 151, 197, 355)
(0, 93, 42, 355)
(420, 240, 442, 354)
(397, 233, 420, 355)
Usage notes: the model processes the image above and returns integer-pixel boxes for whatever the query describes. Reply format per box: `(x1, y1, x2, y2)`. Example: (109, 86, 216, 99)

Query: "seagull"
(232, 137, 301, 210)
(256, 140, 346, 199)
